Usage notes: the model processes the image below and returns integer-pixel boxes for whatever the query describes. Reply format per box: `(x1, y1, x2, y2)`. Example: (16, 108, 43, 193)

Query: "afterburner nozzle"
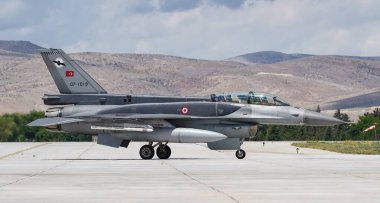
(303, 110, 344, 126)
(45, 107, 63, 117)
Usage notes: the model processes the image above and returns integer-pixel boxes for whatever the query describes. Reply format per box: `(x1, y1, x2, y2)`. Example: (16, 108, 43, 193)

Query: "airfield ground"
(0, 142, 379, 203)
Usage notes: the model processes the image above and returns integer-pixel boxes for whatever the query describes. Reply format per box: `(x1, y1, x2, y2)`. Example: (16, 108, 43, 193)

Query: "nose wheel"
(139, 145, 155, 159)
(156, 144, 171, 159)
(235, 149, 246, 159)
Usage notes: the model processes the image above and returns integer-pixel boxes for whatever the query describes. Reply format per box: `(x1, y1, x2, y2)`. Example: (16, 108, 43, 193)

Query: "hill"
(0, 41, 379, 118)
(0, 40, 44, 55)
(227, 51, 311, 64)
(229, 51, 380, 64)
(321, 90, 380, 110)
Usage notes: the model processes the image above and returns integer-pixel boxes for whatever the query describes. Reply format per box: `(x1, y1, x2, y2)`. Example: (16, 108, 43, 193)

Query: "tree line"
(0, 110, 92, 142)
(253, 108, 380, 141)
(0, 109, 379, 142)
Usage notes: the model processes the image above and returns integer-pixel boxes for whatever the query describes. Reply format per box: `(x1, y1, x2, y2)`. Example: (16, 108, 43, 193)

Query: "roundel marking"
(181, 107, 189, 114)
(53, 58, 65, 68)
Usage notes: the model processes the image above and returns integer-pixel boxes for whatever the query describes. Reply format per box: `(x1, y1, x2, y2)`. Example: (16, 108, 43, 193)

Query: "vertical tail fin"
(41, 49, 107, 94)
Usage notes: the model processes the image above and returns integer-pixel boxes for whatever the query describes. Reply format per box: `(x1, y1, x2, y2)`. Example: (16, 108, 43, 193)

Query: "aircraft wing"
(27, 117, 83, 127)
(28, 113, 278, 127)
(28, 116, 156, 132)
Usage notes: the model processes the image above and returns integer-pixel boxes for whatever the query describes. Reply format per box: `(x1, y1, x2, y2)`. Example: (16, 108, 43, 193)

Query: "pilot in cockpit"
(210, 94, 217, 102)
(211, 92, 289, 106)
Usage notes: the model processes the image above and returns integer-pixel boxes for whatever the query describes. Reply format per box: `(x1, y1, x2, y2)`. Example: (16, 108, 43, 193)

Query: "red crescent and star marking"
(65, 70, 74, 77)
(181, 106, 189, 114)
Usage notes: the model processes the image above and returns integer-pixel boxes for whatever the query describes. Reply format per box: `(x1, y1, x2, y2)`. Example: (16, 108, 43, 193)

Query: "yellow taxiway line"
(0, 143, 49, 160)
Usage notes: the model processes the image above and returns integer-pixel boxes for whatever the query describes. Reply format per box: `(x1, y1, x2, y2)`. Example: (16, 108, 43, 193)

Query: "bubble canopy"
(210, 91, 290, 106)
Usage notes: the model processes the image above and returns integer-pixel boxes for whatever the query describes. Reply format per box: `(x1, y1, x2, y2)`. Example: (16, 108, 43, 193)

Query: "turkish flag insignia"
(66, 70, 74, 77)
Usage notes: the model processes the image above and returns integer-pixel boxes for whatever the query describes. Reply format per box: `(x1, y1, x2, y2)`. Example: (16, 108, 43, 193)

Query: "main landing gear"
(139, 142, 171, 160)
(156, 145, 171, 159)
(139, 140, 246, 159)
(139, 145, 155, 159)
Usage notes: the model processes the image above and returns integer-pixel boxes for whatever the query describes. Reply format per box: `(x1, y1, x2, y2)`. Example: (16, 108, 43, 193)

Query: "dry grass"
(292, 141, 380, 155)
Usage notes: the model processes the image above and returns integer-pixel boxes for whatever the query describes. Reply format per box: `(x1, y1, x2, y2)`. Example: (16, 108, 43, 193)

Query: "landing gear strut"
(139, 145, 155, 159)
(156, 144, 171, 159)
(235, 138, 246, 159)
(235, 149, 246, 159)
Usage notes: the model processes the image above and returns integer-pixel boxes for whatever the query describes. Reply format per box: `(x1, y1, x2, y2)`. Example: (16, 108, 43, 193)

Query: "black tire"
(156, 145, 171, 159)
(139, 145, 154, 159)
(235, 149, 246, 159)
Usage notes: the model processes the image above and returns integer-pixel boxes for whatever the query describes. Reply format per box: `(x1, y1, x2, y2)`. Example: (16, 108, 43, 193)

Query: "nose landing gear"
(235, 138, 246, 159)
(235, 149, 246, 159)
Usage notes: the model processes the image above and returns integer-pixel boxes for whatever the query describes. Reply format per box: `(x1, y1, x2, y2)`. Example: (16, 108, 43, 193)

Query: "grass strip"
(292, 141, 380, 155)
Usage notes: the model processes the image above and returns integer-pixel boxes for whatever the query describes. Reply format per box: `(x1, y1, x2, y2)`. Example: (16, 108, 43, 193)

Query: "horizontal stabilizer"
(27, 117, 83, 127)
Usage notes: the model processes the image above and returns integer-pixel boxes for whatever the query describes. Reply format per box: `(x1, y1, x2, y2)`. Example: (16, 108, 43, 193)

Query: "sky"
(1, 0, 380, 60)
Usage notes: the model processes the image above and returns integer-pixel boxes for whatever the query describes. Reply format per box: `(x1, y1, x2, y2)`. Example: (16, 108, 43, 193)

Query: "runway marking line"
(0, 142, 95, 189)
(0, 143, 49, 160)
(163, 161, 240, 203)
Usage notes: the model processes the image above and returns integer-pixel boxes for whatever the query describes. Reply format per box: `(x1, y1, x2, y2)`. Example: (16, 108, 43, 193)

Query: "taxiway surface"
(0, 142, 379, 203)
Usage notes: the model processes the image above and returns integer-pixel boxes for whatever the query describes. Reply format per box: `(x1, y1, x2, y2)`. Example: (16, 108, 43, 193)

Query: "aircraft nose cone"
(303, 110, 344, 126)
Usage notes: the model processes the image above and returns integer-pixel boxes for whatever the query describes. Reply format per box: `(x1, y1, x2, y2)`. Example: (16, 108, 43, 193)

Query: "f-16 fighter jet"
(28, 49, 344, 159)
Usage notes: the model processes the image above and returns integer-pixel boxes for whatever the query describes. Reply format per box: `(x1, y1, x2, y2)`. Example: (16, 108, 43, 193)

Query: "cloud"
(1, 0, 380, 59)
(63, 40, 90, 53)
(134, 40, 154, 53)
(0, 0, 24, 18)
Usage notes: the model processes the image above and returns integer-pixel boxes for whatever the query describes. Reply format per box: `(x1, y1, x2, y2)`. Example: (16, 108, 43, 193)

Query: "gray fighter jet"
(28, 49, 344, 159)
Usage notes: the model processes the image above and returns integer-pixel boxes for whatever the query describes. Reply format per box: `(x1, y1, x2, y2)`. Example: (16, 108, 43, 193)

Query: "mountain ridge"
(0, 40, 45, 55)
(228, 51, 380, 64)
(0, 40, 379, 118)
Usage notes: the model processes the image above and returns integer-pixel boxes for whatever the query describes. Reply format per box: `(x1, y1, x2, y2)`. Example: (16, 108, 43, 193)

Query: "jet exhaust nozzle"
(45, 107, 63, 117)
(46, 125, 62, 132)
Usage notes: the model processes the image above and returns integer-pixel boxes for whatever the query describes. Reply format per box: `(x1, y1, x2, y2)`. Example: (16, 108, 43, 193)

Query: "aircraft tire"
(156, 145, 171, 159)
(235, 149, 246, 159)
(140, 145, 155, 159)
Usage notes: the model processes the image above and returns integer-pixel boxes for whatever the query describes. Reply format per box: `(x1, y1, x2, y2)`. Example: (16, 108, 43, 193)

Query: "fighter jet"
(28, 49, 344, 159)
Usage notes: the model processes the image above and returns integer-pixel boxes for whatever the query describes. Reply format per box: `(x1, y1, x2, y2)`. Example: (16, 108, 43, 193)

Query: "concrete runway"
(0, 142, 380, 203)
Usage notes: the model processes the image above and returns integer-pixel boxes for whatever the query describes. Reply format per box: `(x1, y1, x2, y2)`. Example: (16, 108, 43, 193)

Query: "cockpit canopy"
(211, 91, 290, 106)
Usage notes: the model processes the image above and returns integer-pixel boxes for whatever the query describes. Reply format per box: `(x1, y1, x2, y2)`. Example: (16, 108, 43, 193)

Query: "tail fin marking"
(40, 49, 107, 94)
